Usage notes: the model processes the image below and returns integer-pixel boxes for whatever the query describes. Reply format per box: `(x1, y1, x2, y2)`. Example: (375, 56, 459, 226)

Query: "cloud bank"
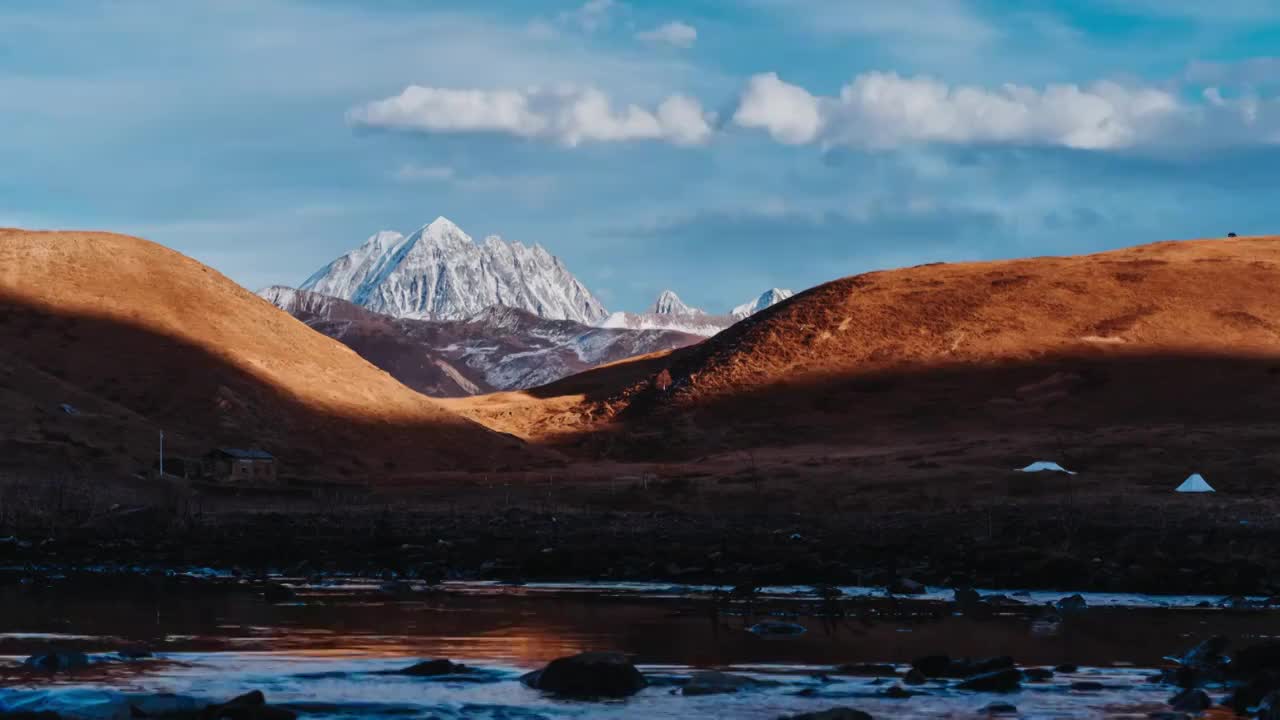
(348, 85, 713, 147)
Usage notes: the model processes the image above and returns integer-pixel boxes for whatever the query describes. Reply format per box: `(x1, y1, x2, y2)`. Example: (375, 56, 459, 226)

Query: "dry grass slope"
(0, 229, 544, 480)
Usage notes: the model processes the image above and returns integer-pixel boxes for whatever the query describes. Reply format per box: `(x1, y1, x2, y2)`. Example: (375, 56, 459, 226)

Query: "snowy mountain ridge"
(301, 217, 608, 324)
(597, 287, 795, 337)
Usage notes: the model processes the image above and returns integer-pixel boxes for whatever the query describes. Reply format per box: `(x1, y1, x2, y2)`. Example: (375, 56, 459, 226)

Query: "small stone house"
(203, 448, 278, 485)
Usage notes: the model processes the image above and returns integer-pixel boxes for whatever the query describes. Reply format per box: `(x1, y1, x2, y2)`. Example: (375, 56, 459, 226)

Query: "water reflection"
(0, 581, 1269, 718)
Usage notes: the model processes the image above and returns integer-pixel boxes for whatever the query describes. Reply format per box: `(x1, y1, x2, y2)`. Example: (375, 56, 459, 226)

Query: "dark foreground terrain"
(1, 482, 1275, 597)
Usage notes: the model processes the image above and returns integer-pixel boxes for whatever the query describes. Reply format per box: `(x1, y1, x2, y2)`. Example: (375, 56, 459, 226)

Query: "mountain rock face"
(651, 290, 701, 316)
(301, 217, 607, 324)
(260, 287, 701, 397)
(732, 288, 795, 319)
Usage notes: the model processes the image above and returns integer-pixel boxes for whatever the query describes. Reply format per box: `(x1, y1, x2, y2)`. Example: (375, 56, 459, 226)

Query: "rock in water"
(22, 652, 90, 672)
(1169, 688, 1211, 712)
(397, 659, 469, 676)
(681, 671, 765, 696)
(747, 621, 807, 637)
(1055, 594, 1087, 613)
(957, 669, 1023, 692)
(779, 710, 872, 720)
(521, 652, 647, 698)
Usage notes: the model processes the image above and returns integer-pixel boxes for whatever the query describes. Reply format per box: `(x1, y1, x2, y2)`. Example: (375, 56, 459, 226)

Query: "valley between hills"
(4, 227, 1280, 595)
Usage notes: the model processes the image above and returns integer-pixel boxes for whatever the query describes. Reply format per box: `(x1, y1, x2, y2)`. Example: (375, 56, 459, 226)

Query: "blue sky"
(3, 0, 1280, 313)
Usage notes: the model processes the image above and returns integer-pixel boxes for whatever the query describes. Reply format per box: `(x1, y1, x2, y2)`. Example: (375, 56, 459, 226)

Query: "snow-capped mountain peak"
(650, 290, 702, 316)
(732, 288, 795, 319)
(300, 217, 607, 324)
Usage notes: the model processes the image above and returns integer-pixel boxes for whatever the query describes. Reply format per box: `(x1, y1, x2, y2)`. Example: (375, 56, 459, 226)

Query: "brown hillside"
(0, 229, 544, 481)
(456, 236, 1280, 463)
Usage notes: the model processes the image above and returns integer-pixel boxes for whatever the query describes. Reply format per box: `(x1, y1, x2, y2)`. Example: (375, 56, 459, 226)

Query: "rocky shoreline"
(1, 499, 1278, 595)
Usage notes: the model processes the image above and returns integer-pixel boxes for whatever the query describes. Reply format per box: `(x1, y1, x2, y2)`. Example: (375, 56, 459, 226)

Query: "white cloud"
(637, 21, 697, 48)
(349, 84, 713, 147)
(732, 73, 824, 144)
(559, 0, 621, 33)
(733, 71, 1184, 150)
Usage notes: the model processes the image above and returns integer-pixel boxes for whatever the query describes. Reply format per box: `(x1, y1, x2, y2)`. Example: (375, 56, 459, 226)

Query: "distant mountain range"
(296, 217, 795, 335)
(259, 286, 701, 397)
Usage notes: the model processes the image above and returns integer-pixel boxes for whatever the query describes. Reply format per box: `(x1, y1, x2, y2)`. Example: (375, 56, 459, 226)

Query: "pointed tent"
(1016, 461, 1076, 475)
(1176, 474, 1215, 493)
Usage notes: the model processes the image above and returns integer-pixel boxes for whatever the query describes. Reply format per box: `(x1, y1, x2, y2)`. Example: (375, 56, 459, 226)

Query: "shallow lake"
(0, 579, 1268, 718)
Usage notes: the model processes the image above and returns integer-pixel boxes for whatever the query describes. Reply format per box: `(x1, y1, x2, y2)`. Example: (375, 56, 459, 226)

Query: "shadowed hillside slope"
(452, 236, 1280, 461)
(0, 229, 544, 481)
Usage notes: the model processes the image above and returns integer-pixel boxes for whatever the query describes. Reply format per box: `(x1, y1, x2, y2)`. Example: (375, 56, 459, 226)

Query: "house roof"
(212, 448, 275, 460)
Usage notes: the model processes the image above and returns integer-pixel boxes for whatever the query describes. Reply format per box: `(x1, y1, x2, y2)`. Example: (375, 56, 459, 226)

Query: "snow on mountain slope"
(732, 288, 795, 319)
(651, 289, 702, 316)
(301, 217, 607, 324)
(596, 288, 799, 337)
(262, 287, 702, 397)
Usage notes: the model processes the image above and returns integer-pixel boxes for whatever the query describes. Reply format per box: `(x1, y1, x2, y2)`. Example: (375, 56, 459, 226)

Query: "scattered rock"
(883, 685, 914, 698)
(681, 670, 766, 696)
(958, 669, 1022, 692)
(747, 621, 807, 637)
(204, 690, 296, 720)
(1055, 594, 1087, 613)
(779, 709, 872, 720)
(891, 577, 926, 595)
(982, 702, 1017, 716)
(835, 663, 898, 677)
(1168, 687, 1210, 712)
(397, 659, 470, 676)
(521, 652, 647, 698)
(22, 651, 90, 672)
(1071, 681, 1104, 691)
(903, 668, 927, 685)
(1023, 667, 1053, 682)
(953, 587, 981, 607)
(1174, 635, 1228, 671)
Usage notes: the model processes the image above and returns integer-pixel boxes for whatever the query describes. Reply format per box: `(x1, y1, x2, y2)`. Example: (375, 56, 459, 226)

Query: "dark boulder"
(1055, 594, 1087, 613)
(982, 703, 1017, 716)
(883, 685, 914, 698)
(1175, 635, 1227, 672)
(748, 622, 807, 637)
(681, 671, 766, 696)
(397, 659, 470, 676)
(903, 669, 927, 685)
(1071, 681, 1104, 691)
(521, 652, 646, 698)
(204, 691, 296, 720)
(891, 578, 925, 595)
(958, 669, 1022, 692)
(1023, 667, 1054, 682)
(834, 663, 897, 677)
(1168, 688, 1210, 712)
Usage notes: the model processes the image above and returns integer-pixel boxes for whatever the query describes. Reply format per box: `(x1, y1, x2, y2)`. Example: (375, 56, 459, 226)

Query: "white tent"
(1016, 461, 1076, 475)
(1176, 473, 1215, 493)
